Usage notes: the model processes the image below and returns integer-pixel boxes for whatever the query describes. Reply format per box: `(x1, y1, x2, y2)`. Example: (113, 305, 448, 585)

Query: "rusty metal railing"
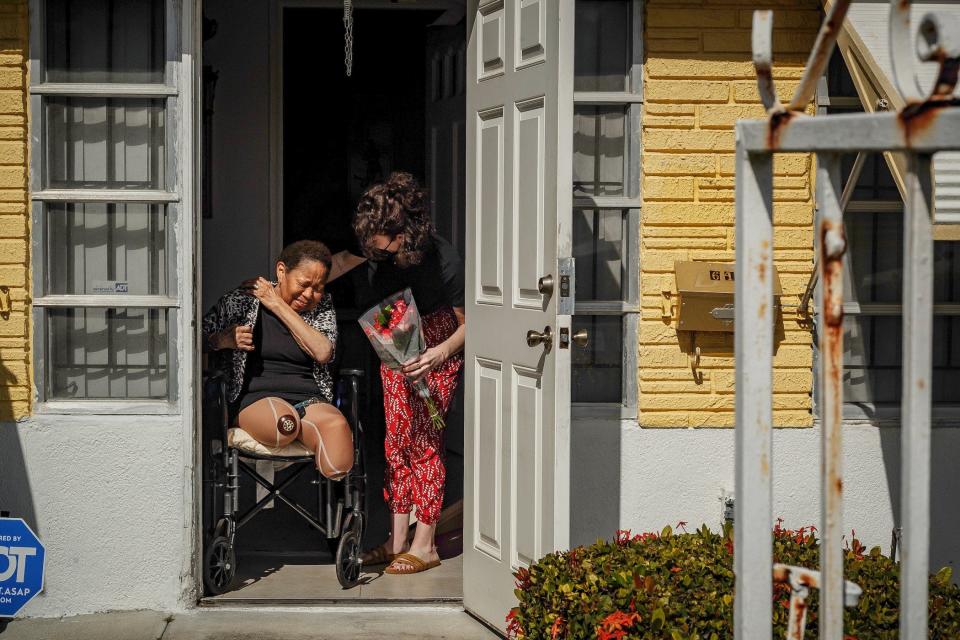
(774, 564, 863, 640)
(734, 1, 960, 638)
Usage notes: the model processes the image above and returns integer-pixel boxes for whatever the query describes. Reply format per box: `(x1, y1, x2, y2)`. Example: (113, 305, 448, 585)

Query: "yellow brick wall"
(640, 0, 820, 428)
(0, 0, 30, 420)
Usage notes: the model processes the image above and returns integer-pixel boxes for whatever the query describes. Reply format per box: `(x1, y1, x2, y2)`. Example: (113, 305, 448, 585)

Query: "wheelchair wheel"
(203, 536, 237, 595)
(335, 526, 362, 588)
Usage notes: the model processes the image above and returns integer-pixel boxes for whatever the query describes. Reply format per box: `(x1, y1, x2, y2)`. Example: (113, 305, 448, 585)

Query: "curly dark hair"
(353, 171, 434, 268)
(277, 239, 332, 273)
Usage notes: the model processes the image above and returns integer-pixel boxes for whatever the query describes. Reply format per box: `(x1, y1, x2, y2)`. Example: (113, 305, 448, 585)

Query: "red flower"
(596, 610, 641, 640)
(514, 567, 531, 590)
(774, 517, 786, 537)
(615, 529, 632, 546)
(550, 616, 565, 640)
(506, 608, 523, 639)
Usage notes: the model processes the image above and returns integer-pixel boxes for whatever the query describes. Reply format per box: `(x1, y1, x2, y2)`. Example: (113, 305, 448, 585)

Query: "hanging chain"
(343, 0, 354, 77)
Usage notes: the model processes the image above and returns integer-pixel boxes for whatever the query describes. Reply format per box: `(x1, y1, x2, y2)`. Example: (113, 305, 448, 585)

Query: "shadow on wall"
(570, 420, 621, 547)
(879, 426, 960, 583)
(0, 361, 37, 531)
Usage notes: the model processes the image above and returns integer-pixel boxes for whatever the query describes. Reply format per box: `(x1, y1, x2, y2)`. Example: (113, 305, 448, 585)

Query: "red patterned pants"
(381, 307, 463, 525)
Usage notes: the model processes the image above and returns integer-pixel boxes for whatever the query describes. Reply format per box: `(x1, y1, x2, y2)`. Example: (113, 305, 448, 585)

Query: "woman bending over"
(203, 240, 353, 478)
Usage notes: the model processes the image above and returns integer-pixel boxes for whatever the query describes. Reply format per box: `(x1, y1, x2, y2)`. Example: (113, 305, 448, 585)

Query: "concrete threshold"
(199, 596, 464, 607)
(0, 606, 499, 640)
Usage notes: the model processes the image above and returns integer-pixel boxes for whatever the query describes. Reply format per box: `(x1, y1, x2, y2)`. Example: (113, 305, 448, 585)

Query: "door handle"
(537, 274, 554, 295)
(526, 326, 553, 353)
(572, 329, 588, 347)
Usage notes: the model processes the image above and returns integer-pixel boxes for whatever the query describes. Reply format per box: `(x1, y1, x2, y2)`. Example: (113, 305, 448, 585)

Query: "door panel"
(514, 99, 545, 308)
(464, 0, 573, 631)
(512, 365, 541, 568)
(477, 109, 505, 303)
(475, 358, 504, 559)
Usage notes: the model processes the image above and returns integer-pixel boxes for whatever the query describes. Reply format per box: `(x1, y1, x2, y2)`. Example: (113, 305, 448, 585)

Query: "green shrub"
(507, 521, 960, 639)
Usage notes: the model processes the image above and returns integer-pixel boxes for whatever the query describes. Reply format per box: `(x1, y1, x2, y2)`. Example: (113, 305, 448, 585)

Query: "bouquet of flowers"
(359, 288, 446, 430)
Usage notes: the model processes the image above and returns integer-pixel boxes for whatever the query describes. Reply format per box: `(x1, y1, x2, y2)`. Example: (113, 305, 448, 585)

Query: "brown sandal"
(385, 552, 441, 575)
(360, 543, 397, 566)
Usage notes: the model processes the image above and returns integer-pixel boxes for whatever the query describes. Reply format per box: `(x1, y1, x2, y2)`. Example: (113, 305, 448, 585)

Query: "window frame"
(570, 0, 642, 420)
(813, 58, 960, 425)
(29, 0, 186, 413)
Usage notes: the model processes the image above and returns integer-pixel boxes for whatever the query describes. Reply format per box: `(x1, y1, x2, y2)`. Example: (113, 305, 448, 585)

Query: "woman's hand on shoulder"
(242, 276, 284, 312)
(211, 324, 254, 351)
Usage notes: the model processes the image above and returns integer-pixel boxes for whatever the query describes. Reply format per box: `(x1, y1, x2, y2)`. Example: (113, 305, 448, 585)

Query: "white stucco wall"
(0, 415, 192, 617)
(571, 420, 960, 578)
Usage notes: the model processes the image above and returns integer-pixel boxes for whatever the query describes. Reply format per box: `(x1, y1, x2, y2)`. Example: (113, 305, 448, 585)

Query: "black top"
(366, 234, 465, 314)
(239, 307, 319, 410)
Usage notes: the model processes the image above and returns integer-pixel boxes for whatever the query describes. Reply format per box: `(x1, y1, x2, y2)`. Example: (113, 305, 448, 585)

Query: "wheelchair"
(202, 365, 367, 594)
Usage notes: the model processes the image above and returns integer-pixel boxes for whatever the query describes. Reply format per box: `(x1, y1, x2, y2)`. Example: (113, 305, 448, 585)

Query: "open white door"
(464, 0, 573, 631)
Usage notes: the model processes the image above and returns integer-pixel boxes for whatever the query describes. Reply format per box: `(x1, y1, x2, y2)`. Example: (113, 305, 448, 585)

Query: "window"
(818, 51, 960, 419)
(571, 0, 642, 415)
(31, 0, 181, 406)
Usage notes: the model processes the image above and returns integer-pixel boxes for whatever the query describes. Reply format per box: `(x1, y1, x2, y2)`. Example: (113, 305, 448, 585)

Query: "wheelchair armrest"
(338, 368, 364, 378)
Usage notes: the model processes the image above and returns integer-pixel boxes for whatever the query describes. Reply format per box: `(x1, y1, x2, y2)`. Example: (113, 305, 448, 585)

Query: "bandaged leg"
(299, 403, 354, 479)
(238, 397, 300, 448)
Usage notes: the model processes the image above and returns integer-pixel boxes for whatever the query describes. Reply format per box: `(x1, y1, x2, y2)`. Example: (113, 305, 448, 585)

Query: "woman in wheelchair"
(202, 239, 353, 479)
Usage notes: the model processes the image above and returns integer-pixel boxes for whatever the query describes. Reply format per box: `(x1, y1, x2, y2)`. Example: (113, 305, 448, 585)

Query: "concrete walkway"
(0, 607, 498, 639)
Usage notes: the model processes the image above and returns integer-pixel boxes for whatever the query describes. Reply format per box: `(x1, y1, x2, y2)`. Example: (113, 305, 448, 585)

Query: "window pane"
(844, 315, 960, 404)
(47, 307, 169, 400)
(934, 240, 960, 304)
(573, 106, 626, 197)
(572, 315, 622, 403)
(45, 0, 166, 83)
(840, 152, 901, 201)
(847, 216, 960, 306)
(45, 203, 168, 296)
(573, 208, 625, 301)
(827, 49, 858, 99)
(575, 0, 630, 92)
(845, 211, 903, 304)
(45, 97, 166, 189)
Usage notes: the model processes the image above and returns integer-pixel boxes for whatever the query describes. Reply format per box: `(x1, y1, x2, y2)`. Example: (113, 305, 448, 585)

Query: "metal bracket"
(557, 258, 575, 316)
(0, 286, 10, 321)
(710, 304, 734, 321)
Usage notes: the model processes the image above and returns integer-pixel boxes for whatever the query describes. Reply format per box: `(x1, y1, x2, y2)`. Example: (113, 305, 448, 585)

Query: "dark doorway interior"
(283, 7, 436, 252)
(280, 7, 463, 555)
(200, 3, 465, 602)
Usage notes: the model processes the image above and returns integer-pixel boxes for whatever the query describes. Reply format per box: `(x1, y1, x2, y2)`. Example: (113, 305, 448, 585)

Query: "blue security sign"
(0, 518, 45, 617)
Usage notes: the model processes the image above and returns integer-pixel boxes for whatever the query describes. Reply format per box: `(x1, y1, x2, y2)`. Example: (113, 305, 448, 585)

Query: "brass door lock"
(572, 329, 588, 347)
(537, 274, 554, 295)
(526, 326, 553, 353)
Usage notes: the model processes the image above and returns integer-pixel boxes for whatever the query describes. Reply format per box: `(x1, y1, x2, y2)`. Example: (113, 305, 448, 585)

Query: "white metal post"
(900, 152, 934, 640)
(736, 2, 959, 637)
(815, 152, 845, 639)
(734, 135, 774, 640)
